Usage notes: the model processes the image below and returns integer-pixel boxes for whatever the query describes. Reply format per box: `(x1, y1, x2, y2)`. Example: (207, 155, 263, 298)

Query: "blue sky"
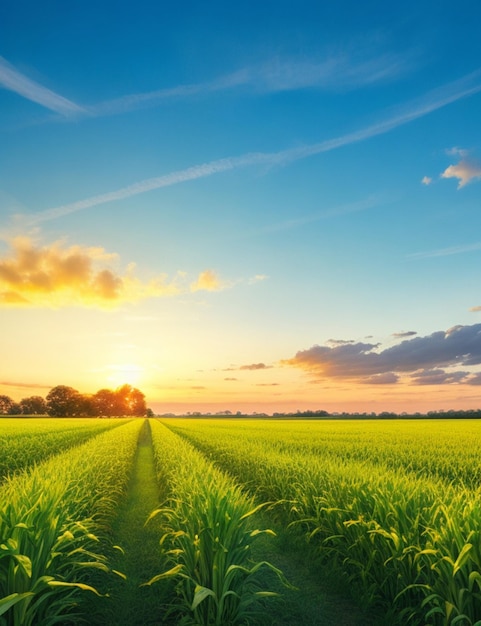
(1, 0, 481, 414)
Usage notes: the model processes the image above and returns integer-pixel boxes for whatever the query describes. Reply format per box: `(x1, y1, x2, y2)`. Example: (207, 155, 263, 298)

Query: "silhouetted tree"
(116, 384, 147, 416)
(19, 396, 47, 415)
(0, 395, 15, 415)
(46, 386, 83, 416)
(93, 388, 123, 416)
(76, 394, 97, 416)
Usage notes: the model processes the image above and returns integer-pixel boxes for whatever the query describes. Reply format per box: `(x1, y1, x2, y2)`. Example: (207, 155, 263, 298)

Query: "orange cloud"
(0, 237, 230, 308)
(190, 269, 227, 292)
(240, 363, 272, 371)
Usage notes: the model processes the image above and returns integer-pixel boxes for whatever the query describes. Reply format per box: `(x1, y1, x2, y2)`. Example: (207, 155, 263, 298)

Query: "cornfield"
(0, 419, 141, 624)
(2, 416, 481, 625)
(164, 418, 481, 625)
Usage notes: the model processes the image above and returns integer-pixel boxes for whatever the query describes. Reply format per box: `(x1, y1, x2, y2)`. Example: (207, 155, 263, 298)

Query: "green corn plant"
(0, 418, 124, 482)
(0, 419, 142, 625)
(162, 418, 481, 625)
(147, 420, 290, 625)
(0, 475, 106, 625)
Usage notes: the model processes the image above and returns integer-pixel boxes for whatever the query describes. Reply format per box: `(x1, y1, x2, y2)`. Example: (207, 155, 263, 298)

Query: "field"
(1, 417, 481, 625)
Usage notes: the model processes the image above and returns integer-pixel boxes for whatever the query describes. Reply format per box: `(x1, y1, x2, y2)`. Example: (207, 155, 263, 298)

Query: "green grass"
(92, 420, 169, 626)
(248, 518, 379, 626)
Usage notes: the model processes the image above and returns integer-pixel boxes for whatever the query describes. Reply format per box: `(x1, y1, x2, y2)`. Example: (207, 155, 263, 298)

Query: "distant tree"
(0, 395, 15, 415)
(115, 384, 147, 416)
(146, 407, 154, 418)
(19, 395, 47, 415)
(8, 402, 22, 415)
(93, 388, 122, 416)
(46, 386, 83, 416)
(76, 394, 97, 416)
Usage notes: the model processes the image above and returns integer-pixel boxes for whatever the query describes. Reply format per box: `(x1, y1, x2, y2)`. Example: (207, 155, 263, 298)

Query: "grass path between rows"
(93, 419, 168, 625)
(251, 524, 379, 626)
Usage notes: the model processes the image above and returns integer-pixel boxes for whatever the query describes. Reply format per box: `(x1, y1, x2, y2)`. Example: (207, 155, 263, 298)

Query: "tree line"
(0, 384, 149, 417)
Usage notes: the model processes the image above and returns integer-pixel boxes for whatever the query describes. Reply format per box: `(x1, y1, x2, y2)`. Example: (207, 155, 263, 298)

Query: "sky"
(1, 0, 481, 415)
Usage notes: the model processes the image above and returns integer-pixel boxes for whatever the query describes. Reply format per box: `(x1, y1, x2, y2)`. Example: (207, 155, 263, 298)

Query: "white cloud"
(441, 159, 481, 188)
(446, 146, 468, 158)
(421, 176, 432, 185)
(0, 56, 85, 117)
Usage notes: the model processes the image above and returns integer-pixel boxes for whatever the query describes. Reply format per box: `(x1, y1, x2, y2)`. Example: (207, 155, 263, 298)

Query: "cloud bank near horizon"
(284, 323, 481, 386)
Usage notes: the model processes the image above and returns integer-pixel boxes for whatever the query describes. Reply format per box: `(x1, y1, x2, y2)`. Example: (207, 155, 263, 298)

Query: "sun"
(106, 363, 144, 388)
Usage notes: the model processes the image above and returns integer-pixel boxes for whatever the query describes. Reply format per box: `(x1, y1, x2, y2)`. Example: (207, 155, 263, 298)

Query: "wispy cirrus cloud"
(264, 194, 385, 233)
(0, 237, 235, 308)
(89, 70, 250, 116)
(408, 241, 481, 260)
(251, 51, 411, 93)
(0, 56, 85, 117)
(20, 69, 481, 225)
(0, 380, 52, 390)
(1, 48, 410, 120)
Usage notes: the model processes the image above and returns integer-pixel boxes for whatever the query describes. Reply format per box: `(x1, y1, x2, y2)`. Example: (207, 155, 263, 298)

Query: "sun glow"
(106, 363, 144, 388)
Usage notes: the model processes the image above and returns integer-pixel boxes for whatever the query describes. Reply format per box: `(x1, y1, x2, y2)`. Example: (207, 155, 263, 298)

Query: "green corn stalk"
(147, 420, 291, 625)
(0, 419, 142, 625)
(162, 417, 481, 625)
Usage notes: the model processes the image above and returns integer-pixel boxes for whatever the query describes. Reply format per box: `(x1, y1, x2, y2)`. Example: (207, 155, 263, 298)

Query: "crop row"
(147, 419, 286, 625)
(168, 418, 481, 489)
(0, 418, 126, 481)
(0, 418, 142, 625)
(164, 418, 481, 625)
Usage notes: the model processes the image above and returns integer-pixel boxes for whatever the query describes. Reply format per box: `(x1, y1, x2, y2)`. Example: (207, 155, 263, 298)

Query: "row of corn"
(166, 418, 481, 626)
(0, 419, 142, 625)
(0, 418, 125, 482)
(148, 419, 287, 625)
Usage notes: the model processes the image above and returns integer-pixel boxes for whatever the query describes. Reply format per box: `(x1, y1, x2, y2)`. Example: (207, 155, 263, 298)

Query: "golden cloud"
(190, 269, 227, 292)
(0, 237, 229, 308)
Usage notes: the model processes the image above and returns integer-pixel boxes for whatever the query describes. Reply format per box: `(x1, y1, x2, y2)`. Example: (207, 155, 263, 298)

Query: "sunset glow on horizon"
(2, 1, 481, 415)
